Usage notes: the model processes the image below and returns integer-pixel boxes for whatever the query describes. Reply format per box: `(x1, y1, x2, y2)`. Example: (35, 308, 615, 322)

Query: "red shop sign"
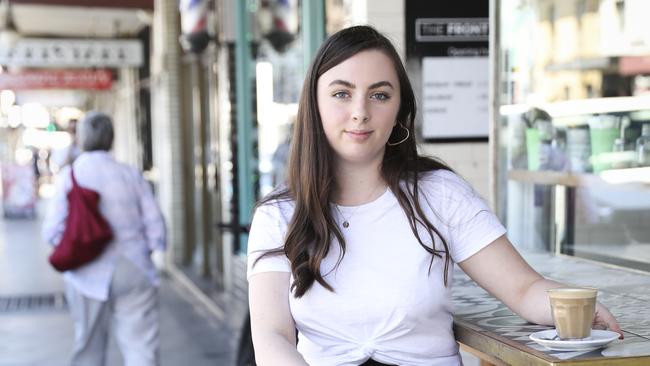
(0, 70, 113, 90)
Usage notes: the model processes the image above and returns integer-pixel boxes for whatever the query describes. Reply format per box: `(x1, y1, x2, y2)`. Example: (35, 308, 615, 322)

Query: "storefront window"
(255, 0, 352, 196)
(254, 0, 302, 195)
(497, 0, 650, 271)
(325, 0, 354, 35)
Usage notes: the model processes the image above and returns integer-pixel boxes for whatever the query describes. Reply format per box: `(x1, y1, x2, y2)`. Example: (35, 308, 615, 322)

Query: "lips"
(345, 130, 373, 141)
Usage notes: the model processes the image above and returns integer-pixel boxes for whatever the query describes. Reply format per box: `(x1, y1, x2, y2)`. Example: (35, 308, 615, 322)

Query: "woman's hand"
(593, 302, 624, 339)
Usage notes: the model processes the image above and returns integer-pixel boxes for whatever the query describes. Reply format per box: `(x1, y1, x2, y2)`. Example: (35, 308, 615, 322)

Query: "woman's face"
(317, 49, 401, 168)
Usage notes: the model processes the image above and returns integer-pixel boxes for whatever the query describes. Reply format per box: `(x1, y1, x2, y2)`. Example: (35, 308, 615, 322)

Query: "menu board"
(405, 0, 489, 141)
(422, 56, 488, 139)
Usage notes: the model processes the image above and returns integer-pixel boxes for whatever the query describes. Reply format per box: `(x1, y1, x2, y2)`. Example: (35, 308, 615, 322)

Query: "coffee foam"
(547, 288, 597, 299)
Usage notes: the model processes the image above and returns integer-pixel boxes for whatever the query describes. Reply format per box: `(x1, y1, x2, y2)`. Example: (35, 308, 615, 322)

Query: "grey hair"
(78, 111, 114, 152)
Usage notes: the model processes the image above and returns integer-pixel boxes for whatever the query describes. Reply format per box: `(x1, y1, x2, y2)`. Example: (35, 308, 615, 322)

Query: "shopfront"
(494, 0, 650, 271)
(0, 32, 150, 219)
(173, 0, 360, 298)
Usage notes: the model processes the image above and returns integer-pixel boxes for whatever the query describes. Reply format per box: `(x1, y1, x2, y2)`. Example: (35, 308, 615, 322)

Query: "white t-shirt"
(247, 170, 506, 366)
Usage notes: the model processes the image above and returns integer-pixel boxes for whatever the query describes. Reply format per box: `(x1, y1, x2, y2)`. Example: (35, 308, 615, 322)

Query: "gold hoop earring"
(387, 123, 410, 146)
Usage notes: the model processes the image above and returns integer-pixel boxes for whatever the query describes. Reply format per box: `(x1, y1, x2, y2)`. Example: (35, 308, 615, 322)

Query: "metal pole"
(302, 0, 325, 73)
(489, 0, 502, 217)
(235, 0, 254, 252)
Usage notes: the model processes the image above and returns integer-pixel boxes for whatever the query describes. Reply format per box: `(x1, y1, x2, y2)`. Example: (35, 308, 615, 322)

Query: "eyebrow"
(328, 79, 394, 90)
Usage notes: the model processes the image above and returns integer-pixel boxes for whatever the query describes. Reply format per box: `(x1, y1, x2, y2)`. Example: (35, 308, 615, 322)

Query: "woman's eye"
(371, 92, 390, 101)
(332, 91, 349, 99)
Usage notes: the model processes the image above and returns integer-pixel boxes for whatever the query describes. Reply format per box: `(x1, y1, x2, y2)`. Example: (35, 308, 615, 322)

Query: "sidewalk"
(0, 206, 239, 366)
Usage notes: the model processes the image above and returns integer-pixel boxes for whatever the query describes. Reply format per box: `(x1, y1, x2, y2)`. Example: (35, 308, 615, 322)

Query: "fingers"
(592, 322, 607, 330)
(595, 303, 624, 339)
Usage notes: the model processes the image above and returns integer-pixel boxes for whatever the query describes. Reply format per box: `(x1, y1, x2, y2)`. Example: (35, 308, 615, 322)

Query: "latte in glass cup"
(547, 287, 597, 339)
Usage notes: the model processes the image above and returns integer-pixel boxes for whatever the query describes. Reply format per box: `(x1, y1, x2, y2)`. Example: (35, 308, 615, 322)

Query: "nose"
(351, 98, 370, 123)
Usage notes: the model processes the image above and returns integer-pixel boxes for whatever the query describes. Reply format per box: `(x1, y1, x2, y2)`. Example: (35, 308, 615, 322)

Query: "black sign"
(406, 0, 489, 59)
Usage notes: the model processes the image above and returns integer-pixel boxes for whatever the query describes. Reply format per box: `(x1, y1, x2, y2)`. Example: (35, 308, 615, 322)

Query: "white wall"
(419, 143, 490, 201)
(362, 1, 406, 61)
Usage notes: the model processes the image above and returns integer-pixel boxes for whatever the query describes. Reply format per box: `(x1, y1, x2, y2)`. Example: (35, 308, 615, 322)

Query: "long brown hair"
(256, 26, 452, 298)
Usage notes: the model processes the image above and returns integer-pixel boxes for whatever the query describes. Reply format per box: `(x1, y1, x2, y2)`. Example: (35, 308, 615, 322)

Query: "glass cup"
(547, 287, 597, 339)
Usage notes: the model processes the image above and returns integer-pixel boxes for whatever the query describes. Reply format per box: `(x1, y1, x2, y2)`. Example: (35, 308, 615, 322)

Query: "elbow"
(250, 330, 300, 366)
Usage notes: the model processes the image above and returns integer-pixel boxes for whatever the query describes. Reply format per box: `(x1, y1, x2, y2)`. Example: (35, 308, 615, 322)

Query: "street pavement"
(0, 206, 238, 366)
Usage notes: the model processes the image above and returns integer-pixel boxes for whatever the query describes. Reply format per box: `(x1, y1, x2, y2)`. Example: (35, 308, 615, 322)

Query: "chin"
(339, 153, 383, 166)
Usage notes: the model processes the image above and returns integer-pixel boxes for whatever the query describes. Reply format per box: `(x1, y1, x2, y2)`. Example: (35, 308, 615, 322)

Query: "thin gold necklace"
(333, 182, 385, 228)
(334, 204, 357, 228)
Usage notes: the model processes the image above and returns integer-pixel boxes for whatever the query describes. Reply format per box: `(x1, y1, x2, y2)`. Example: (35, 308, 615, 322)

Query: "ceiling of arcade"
(5, 0, 153, 38)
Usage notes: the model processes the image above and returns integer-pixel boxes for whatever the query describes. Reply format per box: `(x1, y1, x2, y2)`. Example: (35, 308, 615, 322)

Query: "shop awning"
(0, 70, 113, 90)
(11, 0, 153, 10)
(545, 57, 618, 73)
(619, 56, 650, 76)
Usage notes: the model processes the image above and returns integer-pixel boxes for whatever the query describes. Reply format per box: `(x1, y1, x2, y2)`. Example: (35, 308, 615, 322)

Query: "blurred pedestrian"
(246, 26, 621, 365)
(271, 124, 293, 187)
(50, 118, 81, 172)
(42, 112, 167, 366)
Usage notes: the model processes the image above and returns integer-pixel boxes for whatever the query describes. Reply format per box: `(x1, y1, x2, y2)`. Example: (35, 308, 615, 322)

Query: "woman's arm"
(458, 235, 623, 338)
(249, 271, 308, 366)
(135, 171, 167, 252)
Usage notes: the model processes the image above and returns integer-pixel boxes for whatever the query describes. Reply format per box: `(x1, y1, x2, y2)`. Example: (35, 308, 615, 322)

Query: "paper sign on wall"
(422, 56, 488, 139)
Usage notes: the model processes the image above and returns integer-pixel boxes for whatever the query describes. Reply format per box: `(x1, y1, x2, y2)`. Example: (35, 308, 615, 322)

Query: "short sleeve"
(433, 171, 506, 263)
(247, 203, 292, 280)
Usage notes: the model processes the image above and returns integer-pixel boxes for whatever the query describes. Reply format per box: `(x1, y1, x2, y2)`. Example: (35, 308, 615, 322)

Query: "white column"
(151, 0, 187, 264)
(112, 68, 140, 168)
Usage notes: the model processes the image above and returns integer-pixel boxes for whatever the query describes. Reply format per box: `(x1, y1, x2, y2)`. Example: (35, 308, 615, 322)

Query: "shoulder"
(123, 164, 144, 180)
(417, 169, 476, 201)
(75, 151, 116, 169)
(99, 157, 144, 182)
(248, 194, 294, 255)
(78, 154, 146, 186)
(418, 169, 460, 184)
(254, 195, 295, 226)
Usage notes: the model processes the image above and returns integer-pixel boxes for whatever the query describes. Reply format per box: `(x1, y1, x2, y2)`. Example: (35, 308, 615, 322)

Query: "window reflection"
(498, 0, 650, 271)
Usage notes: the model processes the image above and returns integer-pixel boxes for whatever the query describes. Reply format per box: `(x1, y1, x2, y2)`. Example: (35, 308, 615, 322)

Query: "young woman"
(247, 26, 621, 366)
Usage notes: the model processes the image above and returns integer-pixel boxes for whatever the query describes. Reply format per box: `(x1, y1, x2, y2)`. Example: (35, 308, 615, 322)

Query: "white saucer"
(529, 329, 620, 351)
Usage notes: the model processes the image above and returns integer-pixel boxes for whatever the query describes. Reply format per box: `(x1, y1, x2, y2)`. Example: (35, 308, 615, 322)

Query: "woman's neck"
(334, 162, 386, 206)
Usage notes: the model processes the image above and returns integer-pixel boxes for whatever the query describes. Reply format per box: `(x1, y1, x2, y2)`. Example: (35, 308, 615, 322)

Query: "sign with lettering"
(0, 39, 143, 68)
(0, 70, 113, 90)
(422, 57, 488, 139)
(406, 1, 489, 141)
(415, 18, 489, 43)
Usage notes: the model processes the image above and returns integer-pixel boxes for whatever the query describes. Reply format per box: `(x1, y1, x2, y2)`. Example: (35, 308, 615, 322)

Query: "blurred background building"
(1, 0, 649, 354)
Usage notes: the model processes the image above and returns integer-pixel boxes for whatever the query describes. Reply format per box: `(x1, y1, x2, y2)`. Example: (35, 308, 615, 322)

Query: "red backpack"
(49, 168, 113, 272)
